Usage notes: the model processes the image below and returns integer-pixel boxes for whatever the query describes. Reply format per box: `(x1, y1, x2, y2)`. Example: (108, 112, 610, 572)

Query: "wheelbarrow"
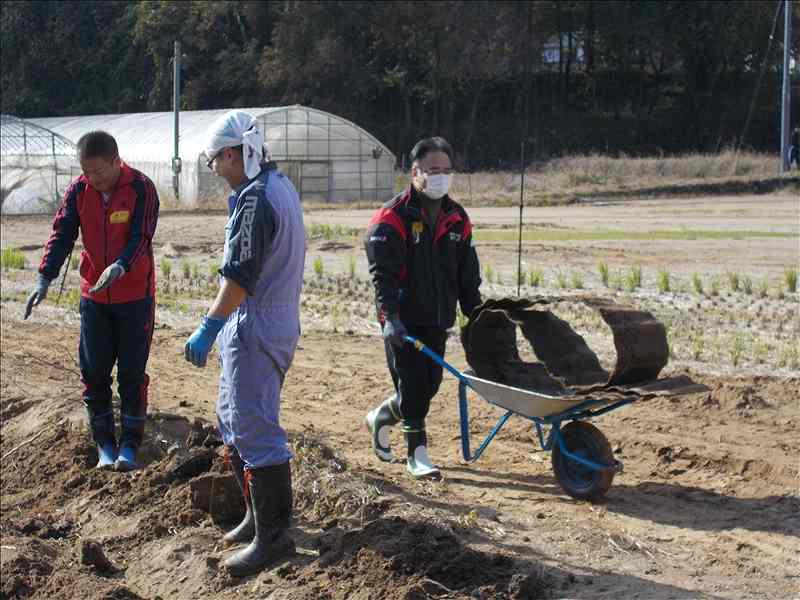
(405, 334, 633, 501)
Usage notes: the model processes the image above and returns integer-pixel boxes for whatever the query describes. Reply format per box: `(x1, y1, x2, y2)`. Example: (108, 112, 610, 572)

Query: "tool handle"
(403, 335, 468, 383)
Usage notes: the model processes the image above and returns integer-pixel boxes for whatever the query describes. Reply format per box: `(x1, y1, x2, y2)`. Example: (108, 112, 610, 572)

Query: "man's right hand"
(383, 314, 408, 348)
(23, 275, 51, 320)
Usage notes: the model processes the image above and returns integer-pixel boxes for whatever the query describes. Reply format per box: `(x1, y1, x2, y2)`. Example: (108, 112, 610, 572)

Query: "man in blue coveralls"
(183, 111, 305, 576)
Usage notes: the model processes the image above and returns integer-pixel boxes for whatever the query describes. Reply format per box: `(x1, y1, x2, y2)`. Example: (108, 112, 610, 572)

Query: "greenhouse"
(1, 114, 78, 214)
(19, 105, 395, 210)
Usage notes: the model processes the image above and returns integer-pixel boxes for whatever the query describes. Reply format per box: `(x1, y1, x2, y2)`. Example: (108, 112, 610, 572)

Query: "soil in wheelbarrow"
(461, 296, 675, 396)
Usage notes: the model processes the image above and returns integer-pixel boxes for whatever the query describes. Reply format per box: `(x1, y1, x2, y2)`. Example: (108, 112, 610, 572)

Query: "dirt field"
(1, 192, 798, 599)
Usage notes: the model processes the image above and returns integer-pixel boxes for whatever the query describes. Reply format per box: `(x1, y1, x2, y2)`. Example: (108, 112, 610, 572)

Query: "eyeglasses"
(206, 150, 224, 170)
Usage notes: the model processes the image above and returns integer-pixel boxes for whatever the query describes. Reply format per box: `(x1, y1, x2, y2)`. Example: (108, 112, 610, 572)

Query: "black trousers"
(79, 296, 154, 446)
(384, 325, 447, 429)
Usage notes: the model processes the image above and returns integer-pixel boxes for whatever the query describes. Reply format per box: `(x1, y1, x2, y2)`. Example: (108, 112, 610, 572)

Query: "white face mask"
(423, 173, 451, 200)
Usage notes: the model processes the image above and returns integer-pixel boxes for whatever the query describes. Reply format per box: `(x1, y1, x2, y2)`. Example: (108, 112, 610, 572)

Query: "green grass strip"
(474, 229, 797, 242)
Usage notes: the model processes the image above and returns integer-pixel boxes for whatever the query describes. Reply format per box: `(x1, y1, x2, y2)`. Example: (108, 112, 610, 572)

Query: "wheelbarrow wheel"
(551, 421, 615, 501)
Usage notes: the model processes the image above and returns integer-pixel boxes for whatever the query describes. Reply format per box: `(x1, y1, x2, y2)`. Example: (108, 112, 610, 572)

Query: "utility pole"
(780, 0, 792, 173)
(172, 41, 182, 200)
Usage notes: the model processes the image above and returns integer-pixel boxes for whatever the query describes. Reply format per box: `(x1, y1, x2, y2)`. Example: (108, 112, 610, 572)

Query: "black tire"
(551, 421, 615, 501)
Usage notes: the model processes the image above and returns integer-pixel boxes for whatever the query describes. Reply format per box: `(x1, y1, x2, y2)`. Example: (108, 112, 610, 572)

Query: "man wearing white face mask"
(364, 136, 482, 478)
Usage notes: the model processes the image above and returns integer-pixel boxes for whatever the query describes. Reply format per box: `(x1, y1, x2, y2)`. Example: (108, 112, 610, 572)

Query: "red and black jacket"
(364, 187, 482, 329)
(39, 162, 159, 304)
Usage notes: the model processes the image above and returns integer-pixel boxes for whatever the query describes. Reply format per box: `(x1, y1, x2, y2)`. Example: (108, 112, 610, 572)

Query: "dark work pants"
(384, 325, 447, 430)
(79, 296, 154, 447)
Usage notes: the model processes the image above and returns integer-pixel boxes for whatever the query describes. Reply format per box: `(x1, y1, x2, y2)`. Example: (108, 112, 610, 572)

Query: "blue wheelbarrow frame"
(405, 335, 629, 491)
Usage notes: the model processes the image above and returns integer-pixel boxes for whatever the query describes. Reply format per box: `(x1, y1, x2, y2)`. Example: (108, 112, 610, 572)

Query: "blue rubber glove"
(383, 314, 408, 349)
(24, 274, 51, 320)
(184, 315, 227, 367)
(90, 261, 125, 293)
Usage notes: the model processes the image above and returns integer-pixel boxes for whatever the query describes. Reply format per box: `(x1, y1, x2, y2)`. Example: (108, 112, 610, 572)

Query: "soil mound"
(1, 411, 562, 599)
(296, 517, 549, 600)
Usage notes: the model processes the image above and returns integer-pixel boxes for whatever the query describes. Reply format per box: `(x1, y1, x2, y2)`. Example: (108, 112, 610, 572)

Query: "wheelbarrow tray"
(462, 371, 708, 420)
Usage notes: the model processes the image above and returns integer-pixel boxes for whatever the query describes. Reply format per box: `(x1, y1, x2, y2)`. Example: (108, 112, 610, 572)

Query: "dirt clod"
(80, 539, 118, 573)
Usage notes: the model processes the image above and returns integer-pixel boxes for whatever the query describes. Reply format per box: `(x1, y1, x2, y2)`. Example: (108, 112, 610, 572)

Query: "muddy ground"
(1, 193, 798, 599)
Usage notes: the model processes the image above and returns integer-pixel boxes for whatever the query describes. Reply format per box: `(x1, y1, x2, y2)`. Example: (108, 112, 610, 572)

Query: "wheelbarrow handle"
(403, 335, 469, 384)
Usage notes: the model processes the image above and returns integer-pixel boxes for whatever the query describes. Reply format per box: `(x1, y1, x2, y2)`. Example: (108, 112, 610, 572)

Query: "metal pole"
(780, 0, 792, 172)
(52, 133, 57, 204)
(731, 1, 783, 176)
(517, 141, 525, 297)
(173, 41, 181, 200)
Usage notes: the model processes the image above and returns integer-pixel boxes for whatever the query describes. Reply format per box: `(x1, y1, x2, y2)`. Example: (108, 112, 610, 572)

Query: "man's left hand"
(89, 261, 125, 293)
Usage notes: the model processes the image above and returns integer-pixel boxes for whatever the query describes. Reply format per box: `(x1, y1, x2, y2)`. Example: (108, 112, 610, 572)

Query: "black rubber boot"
(364, 394, 401, 462)
(404, 426, 440, 479)
(224, 462, 295, 577)
(222, 446, 255, 545)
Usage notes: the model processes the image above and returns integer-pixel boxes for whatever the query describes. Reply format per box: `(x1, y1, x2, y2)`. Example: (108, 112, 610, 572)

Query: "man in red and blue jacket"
(24, 131, 159, 471)
(364, 137, 481, 479)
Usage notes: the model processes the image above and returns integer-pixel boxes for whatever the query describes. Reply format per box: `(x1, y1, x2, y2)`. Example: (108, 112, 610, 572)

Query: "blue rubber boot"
(114, 443, 139, 472)
(96, 441, 118, 469)
(85, 407, 117, 469)
(115, 413, 144, 472)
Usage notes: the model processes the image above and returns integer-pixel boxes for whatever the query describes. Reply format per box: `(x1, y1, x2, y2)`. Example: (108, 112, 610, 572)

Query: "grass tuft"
(657, 268, 670, 293)
(726, 271, 740, 292)
(709, 277, 720, 297)
(692, 273, 704, 295)
(160, 257, 172, 280)
(785, 268, 797, 294)
(741, 275, 753, 295)
(730, 333, 746, 366)
(313, 256, 324, 278)
(1, 248, 26, 271)
(484, 264, 495, 284)
(624, 265, 642, 292)
(528, 268, 543, 287)
(598, 262, 609, 287)
(691, 333, 704, 361)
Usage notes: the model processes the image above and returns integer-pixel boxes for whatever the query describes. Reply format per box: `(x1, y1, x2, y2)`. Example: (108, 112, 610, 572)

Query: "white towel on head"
(205, 110, 268, 179)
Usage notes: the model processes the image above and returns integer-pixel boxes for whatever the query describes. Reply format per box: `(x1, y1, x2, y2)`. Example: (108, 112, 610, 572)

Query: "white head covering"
(205, 110, 269, 179)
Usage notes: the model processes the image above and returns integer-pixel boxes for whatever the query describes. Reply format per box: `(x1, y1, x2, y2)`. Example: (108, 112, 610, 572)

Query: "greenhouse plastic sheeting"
(1, 115, 78, 214)
(20, 106, 395, 208)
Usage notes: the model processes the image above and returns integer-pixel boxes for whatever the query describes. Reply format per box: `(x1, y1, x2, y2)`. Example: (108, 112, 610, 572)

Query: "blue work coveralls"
(216, 164, 305, 468)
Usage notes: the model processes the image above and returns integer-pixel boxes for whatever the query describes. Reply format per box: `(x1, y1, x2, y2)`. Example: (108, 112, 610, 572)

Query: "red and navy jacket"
(364, 187, 481, 329)
(39, 162, 159, 304)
